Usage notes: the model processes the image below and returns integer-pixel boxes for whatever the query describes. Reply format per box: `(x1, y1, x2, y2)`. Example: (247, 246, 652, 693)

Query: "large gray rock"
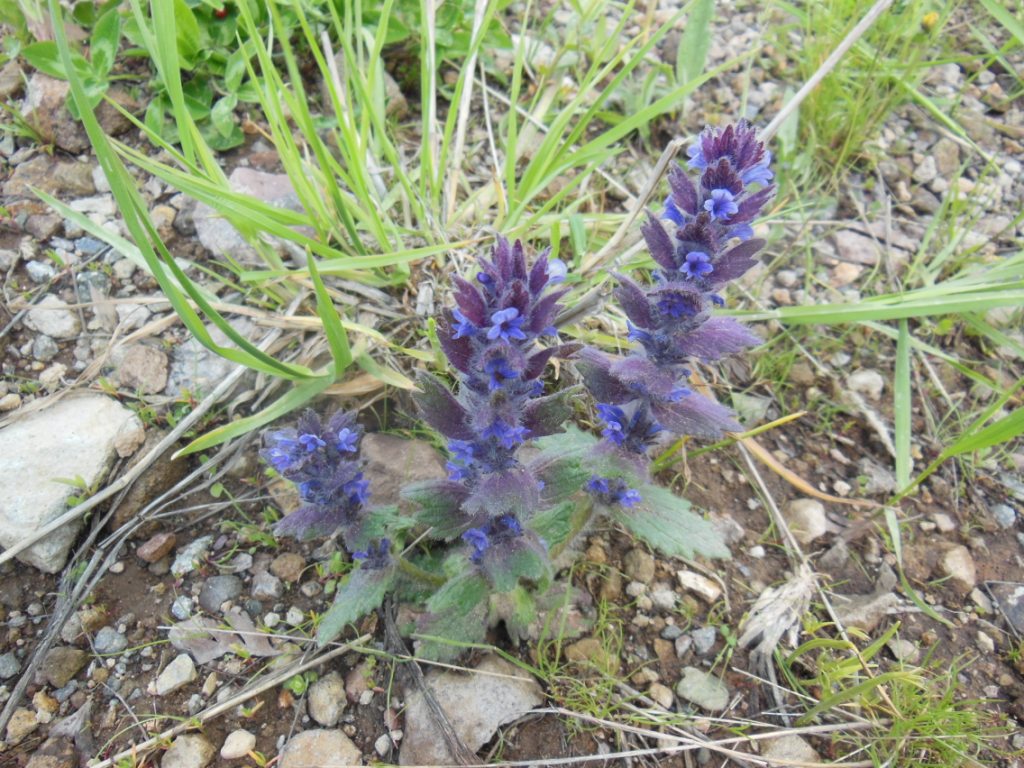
(193, 168, 308, 266)
(164, 318, 254, 398)
(361, 433, 446, 506)
(400, 654, 543, 766)
(0, 394, 140, 572)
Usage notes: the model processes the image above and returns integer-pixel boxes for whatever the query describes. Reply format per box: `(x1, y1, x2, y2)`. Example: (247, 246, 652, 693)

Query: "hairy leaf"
(609, 483, 729, 560)
(316, 563, 395, 647)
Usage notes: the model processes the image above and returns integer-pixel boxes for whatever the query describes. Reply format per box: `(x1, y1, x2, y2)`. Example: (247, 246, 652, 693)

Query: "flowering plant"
(260, 122, 772, 658)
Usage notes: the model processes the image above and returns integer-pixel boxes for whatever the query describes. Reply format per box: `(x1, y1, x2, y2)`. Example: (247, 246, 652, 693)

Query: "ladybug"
(214, 4, 229, 18)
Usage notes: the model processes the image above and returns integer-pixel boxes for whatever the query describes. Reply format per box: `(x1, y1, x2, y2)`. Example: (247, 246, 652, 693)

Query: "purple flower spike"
(704, 189, 738, 221)
(337, 428, 359, 452)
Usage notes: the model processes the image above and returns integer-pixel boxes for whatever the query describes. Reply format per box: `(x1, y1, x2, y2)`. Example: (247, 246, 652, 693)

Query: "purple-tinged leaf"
(522, 388, 577, 437)
(652, 391, 741, 439)
(452, 276, 486, 325)
(732, 186, 775, 224)
(700, 158, 743, 195)
(607, 356, 679, 401)
(667, 166, 698, 216)
(412, 371, 474, 440)
(463, 465, 541, 518)
(574, 347, 633, 403)
(401, 479, 477, 540)
(526, 288, 569, 334)
(480, 530, 551, 592)
(437, 315, 474, 374)
(641, 215, 678, 272)
(528, 247, 553, 293)
(710, 239, 764, 286)
(612, 273, 652, 327)
(523, 347, 557, 380)
(493, 236, 513, 280)
(274, 503, 348, 540)
(670, 317, 761, 361)
(676, 214, 718, 256)
(511, 239, 528, 279)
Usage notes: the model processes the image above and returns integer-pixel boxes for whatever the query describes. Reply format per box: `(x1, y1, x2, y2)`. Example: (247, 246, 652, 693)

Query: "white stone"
(280, 730, 361, 768)
(161, 735, 215, 768)
(784, 499, 827, 544)
(676, 571, 722, 603)
(307, 672, 345, 727)
(0, 394, 136, 572)
(154, 653, 197, 696)
(847, 368, 885, 400)
(940, 545, 976, 593)
(24, 295, 81, 340)
(220, 729, 256, 760)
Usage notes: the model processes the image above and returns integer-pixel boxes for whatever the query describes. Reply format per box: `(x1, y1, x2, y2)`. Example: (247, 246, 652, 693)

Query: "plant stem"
(395, 555, 446, 587)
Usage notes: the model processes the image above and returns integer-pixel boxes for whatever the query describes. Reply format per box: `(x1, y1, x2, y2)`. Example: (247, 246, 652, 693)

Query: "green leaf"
(610, 484, 729, 560)
(223, 46, 247, 92)
(307, 255, 352, 373)
(316, 564, 395, 647)
(532, 456, 589, 505)
(22, 40, 91, 79)
(527, 501, 581, 551)
(489, 585, 537, 645)
(676, 0, 714, 83)
(209, 93, 238, 139)
(173, 0, 200, 68)
(90, 7, 121, 75)
(531, 424, 599, 461)
(416, 572, 489, 661)
(943, 404, 1024, 457)
(485, 539, 550, 593)
(401, 480, 468, 540)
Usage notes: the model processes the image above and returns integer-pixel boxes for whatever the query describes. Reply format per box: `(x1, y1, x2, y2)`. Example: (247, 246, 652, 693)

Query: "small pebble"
(221, 729, 256, 760)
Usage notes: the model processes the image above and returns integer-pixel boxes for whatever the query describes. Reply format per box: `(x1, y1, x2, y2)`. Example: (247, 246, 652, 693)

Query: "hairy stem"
(396, 555, 446, 587)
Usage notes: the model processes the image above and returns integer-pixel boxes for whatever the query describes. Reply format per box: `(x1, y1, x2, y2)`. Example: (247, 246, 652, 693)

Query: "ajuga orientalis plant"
(261, 122, 773, 659)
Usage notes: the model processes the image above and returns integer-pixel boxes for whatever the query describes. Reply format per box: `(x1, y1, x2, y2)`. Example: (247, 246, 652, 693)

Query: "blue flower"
(452, 308, 477, 339)
(352, 538, 391, 568)
(484, 356, 519, 391)
(448, 440, 475, 463)
(680, 251, 713, 280)
(686, 142, 707, 170)
(596, 403, 628, 446)
(741, 152, 773, 185)
(663, 195, 686, 226)
(547, 259, 568, 284)
(344, 474, 370, 506)
(627, 321, 653, 345)
(483, 420, 530, 449)
(617, 488, 642, 507)
(498, 514, 522, 535)
(704, 189, 738, 221)
(487, 307, 527, 342)
(299, 433, 326, 452)
(462, 527, 490, 563)
(265, 432, 302, 471)
(586, 475, 642, 508)
(336, 427, 359, 453)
